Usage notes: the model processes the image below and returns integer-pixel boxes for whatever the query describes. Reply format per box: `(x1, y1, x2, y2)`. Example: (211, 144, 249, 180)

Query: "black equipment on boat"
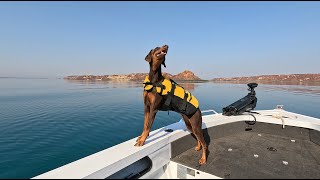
(222, 83, 258, 116)
(222, 83, 259, 129)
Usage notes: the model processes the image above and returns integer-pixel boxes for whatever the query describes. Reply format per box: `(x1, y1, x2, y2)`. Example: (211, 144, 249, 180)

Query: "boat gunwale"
(33, 109, 320, 179)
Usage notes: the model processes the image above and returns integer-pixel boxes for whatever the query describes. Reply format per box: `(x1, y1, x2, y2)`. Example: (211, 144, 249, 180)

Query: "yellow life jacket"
(143, 75, 199, 110)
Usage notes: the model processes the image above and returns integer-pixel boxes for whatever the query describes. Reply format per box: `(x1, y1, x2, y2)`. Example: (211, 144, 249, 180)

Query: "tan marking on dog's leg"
(182, 114, 202, 151)
(135, 93, 160, 147)
(137, 105, 150, 142)
(189, 110, 207, 165)
(195, 140, 202, 151)
(135, 110, 156, 146)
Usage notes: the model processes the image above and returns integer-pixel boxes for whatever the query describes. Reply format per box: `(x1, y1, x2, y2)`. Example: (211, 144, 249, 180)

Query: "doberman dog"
(134, 45, 207, 165)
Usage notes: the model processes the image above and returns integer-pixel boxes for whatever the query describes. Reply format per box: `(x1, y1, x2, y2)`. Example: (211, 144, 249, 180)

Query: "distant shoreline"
(211, 74, 320, 85)
(64, 72, 320, 84)
(210, 80, 320, 86)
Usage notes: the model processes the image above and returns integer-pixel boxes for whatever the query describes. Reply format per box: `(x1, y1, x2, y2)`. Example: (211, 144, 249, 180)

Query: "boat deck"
(171, 122, 320, 179)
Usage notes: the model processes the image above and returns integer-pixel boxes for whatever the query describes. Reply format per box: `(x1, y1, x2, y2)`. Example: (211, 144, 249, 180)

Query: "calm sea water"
(0, 78, 320, 178)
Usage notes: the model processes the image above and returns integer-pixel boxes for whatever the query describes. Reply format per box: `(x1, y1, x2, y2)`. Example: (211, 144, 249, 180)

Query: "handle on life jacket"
(164, 80, 188, 112)
(164, 82, 175, 107)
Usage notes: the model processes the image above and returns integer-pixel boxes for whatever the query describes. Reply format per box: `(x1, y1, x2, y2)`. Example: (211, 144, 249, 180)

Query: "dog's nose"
(163, 45, 168, 50)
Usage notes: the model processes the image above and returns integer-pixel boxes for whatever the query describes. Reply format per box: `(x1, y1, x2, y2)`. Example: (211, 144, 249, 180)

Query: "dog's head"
(145, 45, 169, 69)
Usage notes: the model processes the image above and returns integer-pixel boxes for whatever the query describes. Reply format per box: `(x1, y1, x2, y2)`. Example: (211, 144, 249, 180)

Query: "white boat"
(33, 106, 320, 179)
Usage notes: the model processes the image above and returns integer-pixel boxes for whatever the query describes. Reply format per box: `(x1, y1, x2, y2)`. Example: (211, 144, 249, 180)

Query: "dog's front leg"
(136, 104, 150, 143)
(134, 108, 157, 147)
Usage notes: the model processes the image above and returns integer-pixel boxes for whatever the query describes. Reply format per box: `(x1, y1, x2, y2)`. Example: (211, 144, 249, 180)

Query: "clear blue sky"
(1, 2, 319, 79)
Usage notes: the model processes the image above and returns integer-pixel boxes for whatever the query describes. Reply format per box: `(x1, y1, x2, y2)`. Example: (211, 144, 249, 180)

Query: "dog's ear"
(145, 49, 153, 63)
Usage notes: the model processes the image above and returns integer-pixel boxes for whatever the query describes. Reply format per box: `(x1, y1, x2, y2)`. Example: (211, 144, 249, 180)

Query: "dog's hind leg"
(181, 114, 202, 151)
(189, 109, 207, 165)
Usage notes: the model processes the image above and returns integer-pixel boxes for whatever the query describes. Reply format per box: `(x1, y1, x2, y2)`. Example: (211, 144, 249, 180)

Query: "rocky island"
(64, 70, 206, 82)
(211, 74, 320, 85)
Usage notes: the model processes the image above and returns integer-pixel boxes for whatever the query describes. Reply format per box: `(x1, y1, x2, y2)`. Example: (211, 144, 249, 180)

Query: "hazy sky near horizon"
(1, 2, 320, 79)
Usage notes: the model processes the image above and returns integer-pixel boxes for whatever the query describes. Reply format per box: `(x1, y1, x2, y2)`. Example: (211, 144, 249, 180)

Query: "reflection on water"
(65, 80, 199, 91)
(65, 80, 142, 89)
(177, 82, 198, 91)
(259, 85, 320, 95)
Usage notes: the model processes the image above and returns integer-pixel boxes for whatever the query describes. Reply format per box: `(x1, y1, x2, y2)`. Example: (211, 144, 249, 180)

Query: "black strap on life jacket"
(143, 82, 154, 92)
(143, 82, 153, 86)
(157, 83, 165, 95)
(164, 81, 175, 107)
(143, 81, 165, 94)
(188, 92, 193, 101)
(180, 92, 188, 112)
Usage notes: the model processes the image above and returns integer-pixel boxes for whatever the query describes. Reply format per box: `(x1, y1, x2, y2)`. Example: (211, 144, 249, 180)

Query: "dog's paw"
(136, 133, 149, 142)
(134, 140, 145, 147)
(199, 158, 207, 165)
(136, 136, 141, 142)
